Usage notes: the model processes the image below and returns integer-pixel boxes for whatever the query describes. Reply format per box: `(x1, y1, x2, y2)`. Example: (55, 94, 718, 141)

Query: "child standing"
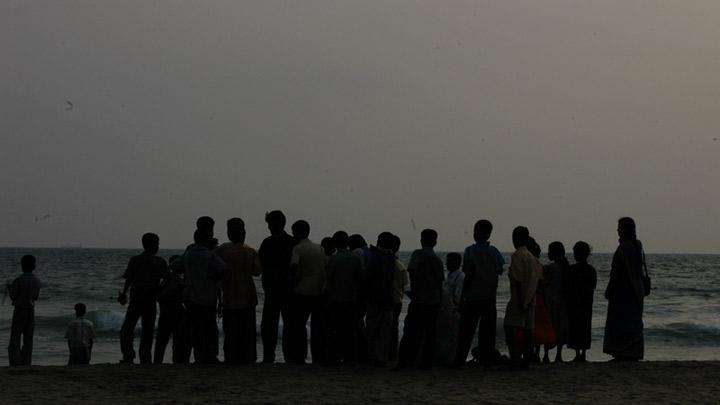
(66, 303, 96, 365)
(445, 252, 464, 307)
(566, 241, 598, 362)
(6, 255, 42, 366)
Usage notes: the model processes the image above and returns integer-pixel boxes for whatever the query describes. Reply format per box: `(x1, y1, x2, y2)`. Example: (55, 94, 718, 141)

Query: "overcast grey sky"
(2, 1, 718, 253)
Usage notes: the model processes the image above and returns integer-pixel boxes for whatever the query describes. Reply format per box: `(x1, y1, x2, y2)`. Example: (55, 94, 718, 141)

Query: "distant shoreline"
(1, 361, 717, 403)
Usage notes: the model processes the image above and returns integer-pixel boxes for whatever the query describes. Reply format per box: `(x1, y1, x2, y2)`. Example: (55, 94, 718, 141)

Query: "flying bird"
(35, 214, 53, 222)
(65, 100, 73, 111)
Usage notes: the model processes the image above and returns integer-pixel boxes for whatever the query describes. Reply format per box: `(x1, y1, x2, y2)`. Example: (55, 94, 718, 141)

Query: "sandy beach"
(0, 361, 717, 404)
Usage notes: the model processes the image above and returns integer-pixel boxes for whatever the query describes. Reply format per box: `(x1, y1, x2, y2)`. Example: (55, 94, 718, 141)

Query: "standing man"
(118, 233, 169, 364)
(6, 255, 41, 366)
(364, 232, 397, 367)
(172, 229, 227, 364)
(504, 226, 541, 370)
(453, 219, 505, 366)
(216, 218, 262, 364)
(287, 220, 328, 364)
(397, 229, 445, 369)
(258, 210, 295, 363)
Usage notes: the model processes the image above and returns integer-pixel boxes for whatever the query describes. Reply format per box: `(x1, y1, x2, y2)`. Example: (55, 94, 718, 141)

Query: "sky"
(1, 1, 718, 253)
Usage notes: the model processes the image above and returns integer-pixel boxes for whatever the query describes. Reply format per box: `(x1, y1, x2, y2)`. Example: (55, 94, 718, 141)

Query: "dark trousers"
(223, 307, 257, 364)
(120, 301, 156, 363)
(8, 307, 34, 366)
(398, 302, 440, 368)
(504, 326, 533, 366)
(286, 293, 326, 364)
(260, 290, 291, 363)
(354, 302, 369, 363)
(68, 345, 92, 365)
(389, 302, 402, 361)
(325, 301, 357, 365)
(187, 303, 219, 364)
(365, 304, 393, 364)
(154, 303, 191, 364)
(454, 298, 497, 365)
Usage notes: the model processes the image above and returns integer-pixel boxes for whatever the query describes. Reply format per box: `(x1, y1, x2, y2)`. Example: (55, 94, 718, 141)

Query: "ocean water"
(1, 248, 718, 366)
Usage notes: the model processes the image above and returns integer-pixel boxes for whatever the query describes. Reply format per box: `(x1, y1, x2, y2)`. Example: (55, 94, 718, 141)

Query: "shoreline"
(1, 361, 717, 403)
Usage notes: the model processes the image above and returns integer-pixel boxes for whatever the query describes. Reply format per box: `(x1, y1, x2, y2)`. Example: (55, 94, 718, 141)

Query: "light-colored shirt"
(446, 270, 465, 305)
(393, 259, 409, 304)
(291, 239, 328, 295)
(66, 317, 96, 348)
(216, 242, 262, 309)
(504, 247, 542, 329)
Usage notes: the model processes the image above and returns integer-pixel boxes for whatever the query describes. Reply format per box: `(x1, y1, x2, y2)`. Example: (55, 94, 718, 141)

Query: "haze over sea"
(1, 248, 718, 366)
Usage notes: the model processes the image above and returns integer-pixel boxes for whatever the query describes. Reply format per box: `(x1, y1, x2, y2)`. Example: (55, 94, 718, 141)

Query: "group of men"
(117, 211, 528, 369)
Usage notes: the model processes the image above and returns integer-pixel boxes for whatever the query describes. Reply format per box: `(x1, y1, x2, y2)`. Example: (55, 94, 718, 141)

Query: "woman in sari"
(603, 217, 647, 361)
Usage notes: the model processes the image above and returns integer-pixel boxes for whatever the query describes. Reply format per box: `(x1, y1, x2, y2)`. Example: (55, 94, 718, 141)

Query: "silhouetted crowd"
(5, 213, 649, 368)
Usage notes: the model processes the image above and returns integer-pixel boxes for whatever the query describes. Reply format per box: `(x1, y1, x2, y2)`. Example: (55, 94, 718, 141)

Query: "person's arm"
(493, 247, 506, 275)
(460, 249, 474, 300)
(119, 258, 134, 305)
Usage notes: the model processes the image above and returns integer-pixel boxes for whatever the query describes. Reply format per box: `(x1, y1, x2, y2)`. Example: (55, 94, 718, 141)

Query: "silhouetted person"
(171, 229, 227, 364)
(6, 255, 41, 366)
(348, 233, 371, 363)
(258, 210, 295, 363)
(364, 232, 398, 367)
(604, 217, 646, 361)
(453, 219, 505, 366)
(445, 253, 464, 307)
(542, 241, 570, 363)
(389, 234, 408, 362)
(66, 303, 95, 365)
(397, 229, 444, 369)
(216, 218, 262, 364)
(324, 231, 364, 365)
(287, 220, 328, 364)
(154, 255, 191, 364)
(197, 215, 218, 250)
(321, 237, 336, 257)
(504, 226, 541, 370)
(119, 233, 169, 364)
(567, 241, 597, 362)
(528, 237, 555, 363)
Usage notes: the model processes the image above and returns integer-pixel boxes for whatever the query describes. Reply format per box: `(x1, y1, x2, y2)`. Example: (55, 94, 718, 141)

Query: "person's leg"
(8, 309, 24, 367)
(365, 304, 380, 363)
(261, 291, 280, 363)
(241, 307, 257, 364)
(555, 344, 564, 363)
(355, 303, 369, 363)
(138, 302, 156, 364)
(398, 302, 422, 367)
(342, 302, 357, 364)
(173, 307, 191, 364)
(324, 301, 342, 365)
(223, 308, 240, 364)
(419, 304, 440, 368)
(20, 311, 35, 365)
(120, 303, 142, 362)
(478, 298, 498, 364)
(154, 305, 172, 364)
(207, 305, 219, 362)
(389, 302, 402, 362)
(454, 302, 481, 366)
(310, 294, 327, 365)
(522, 328, 533, 367)
(375, 308, 392, 365)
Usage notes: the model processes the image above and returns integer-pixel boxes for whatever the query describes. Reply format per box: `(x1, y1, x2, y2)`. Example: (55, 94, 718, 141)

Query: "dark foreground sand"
(1, 361, 718, 404)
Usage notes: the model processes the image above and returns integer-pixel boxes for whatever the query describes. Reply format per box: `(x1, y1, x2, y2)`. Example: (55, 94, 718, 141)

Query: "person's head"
(618, 217, 637, 240)
(377, 232, 395, 250)
(141, 233, 160, 254)
(193, 228, 212, 248)
(348, 234, 367, 250)
(573, 241, 591, 263)
(390, 234, 401, 254)
(512, 226, 530, 249)
(227, 217, 246, 244)
(291, 220, 310, 240)
(446, 252, 462, 272)
(74, 302, 87, 318)
(548, 241, 566, 262)
(321, 237, 336, 256)
(473, 219, 493, 243)
(332, 231, 349, 250)
(420, 229, 438, 248)
(196, 216, 215, 236)
(265, 210, 286, 234)
(20, 255, 36, 273)
(528, 237, 541, 258)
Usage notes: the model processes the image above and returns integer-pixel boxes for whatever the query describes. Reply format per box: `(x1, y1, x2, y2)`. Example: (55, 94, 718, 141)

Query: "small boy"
(567, 241, 597, 362)
(6, 254, 42, 366)
(445, 252, 464, 307)
(66, 303, 96, 365)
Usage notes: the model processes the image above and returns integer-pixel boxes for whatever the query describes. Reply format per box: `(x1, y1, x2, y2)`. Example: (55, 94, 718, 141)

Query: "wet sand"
(1, 361, 717, 404)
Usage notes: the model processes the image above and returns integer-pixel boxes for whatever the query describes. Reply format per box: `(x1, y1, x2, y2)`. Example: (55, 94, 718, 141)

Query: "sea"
(1, 248, 718, 366)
